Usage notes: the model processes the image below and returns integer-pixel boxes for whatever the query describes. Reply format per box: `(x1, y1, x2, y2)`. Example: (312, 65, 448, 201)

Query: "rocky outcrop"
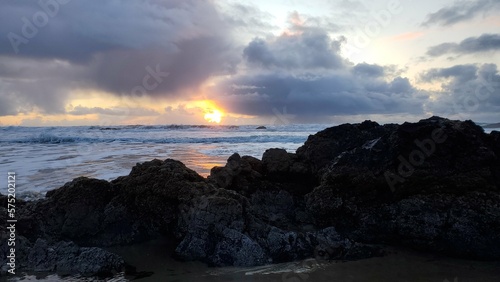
(208, 153, 263, 194)
(302, 116, 500, 259)
(2, 116, 499, 278)
(0, 236, 123, 276)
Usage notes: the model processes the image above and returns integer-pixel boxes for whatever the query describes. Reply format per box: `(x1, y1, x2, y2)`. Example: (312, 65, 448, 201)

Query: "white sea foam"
(2, 123, 496, 200)
(0, 124, 326, 200)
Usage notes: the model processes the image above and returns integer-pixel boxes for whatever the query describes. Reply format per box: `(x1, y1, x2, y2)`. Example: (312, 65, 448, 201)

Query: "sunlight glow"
(204, 109, 223, 123)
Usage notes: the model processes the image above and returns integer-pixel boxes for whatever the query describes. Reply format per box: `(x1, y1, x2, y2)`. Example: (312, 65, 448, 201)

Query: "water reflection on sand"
(10, 236, 500, 281)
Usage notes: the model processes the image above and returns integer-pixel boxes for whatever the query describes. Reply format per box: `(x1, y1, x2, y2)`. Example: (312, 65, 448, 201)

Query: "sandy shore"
(103, 239, 500, 282)
(9, 231, 500, 282)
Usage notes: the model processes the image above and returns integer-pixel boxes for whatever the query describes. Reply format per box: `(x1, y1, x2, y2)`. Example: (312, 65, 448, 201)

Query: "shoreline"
(108, 241, 500, 281)
(12, 240, 500, 281)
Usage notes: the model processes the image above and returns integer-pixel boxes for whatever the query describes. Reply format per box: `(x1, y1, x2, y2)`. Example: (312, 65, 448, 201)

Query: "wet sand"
(10, 238, 500, 281)
(104, 239, 500, 282)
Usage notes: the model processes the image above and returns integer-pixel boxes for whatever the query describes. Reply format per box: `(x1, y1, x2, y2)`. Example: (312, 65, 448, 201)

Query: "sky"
(0, 0, 499, 126)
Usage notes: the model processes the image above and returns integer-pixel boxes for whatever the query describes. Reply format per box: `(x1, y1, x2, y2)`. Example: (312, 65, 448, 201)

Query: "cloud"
(0, 0, 240, 116)
(420, 64, 478, 83)
(0, 0, 230, 61)
(216, 2, 277, 40)
(216, 73, 424, 120)
(212, 23, 427, 122)
(421, 0, 500, 27)
(0, 56, 89, 115)
(352, 63, 386, 77)
(243, 13, 346, 71)
(0, 95, 17, 116)
(422, 64, 500, 119)
(426, 33, 500, 57)
(1, 1, 496, 124)
(67, 106, 159, 117)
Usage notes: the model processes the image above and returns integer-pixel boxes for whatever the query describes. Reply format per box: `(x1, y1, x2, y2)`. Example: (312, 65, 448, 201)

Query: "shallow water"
(10, 239, 500, 281)
(110, 240, 500, 282)
(0, 124, 325, 200)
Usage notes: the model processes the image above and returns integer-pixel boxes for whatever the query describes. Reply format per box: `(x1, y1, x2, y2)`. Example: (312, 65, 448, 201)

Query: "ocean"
(0, 124, 327, 200)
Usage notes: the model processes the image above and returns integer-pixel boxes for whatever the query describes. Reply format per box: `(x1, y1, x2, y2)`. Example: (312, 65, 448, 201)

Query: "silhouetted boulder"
(17, 177, 118, 245)
(0, 237, 123, 276)
(304, 116, 500, 259)
(208, 153, 263, 194)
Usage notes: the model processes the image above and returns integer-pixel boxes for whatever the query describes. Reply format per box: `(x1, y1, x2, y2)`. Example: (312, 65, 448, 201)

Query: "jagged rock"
(209, 228, 268, 266)
(304, 117, 500, 259)
(262, 148, 293, 175)
(17, 159, 212, 247)
(208, 153, 263, 194)
(175, 188, 258, 266)
(489, 130, 500, 157)
(0, 237, 123, 277)
(109, 159, 211, 244)
(260, 148, 316, 194)
(17, 177, 118, 245)
(296, 120, 394, 175)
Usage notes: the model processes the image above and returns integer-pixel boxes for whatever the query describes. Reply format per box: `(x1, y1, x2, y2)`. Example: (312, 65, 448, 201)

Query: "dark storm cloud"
(423, 64, 500, 116)
(243, 29, 345, 70)
(214, 24, 426, 121)
(426, 34, 500, 57)
(0, 95, 17, 116)
(420, 64, 478, 83)
(352, 63, 386, 77)
(215, 72, 424, 120)
(0, 55, 90, 115)
(89, 36, 239, 96)
(0, 0, 231, 62)
(0, 0, 239, 116)
(422, 0, 500, 27)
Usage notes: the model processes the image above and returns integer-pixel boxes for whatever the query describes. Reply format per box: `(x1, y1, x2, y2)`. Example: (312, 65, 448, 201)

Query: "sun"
(204, 109, 223, 123)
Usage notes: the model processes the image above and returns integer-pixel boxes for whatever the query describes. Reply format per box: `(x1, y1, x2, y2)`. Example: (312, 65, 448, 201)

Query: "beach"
(12, 239, 500, 281)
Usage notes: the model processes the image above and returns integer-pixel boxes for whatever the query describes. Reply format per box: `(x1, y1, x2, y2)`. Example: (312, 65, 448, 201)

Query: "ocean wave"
(16, 133, 81, 144)
(4, 134, 307, 145)
(147, 135, 306, 144)
(88, 124, 241, 131)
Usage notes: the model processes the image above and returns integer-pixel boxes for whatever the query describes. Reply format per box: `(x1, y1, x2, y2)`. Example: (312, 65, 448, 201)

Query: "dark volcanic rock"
(175, 188, 252, 266)
(109, 159, 211, 244)
(304, 117, 500, 259)
(261, 148, 316, 194)
(18, 177, 118, 245)
(296, 120, 395, 175)
(208, 153, 263, 194)
(7, 159, 223, 275)
(0, 236, 123, 276)
(209, 228, 268, 266)
(489, 130, 500, 157)
(262, 148, 293, 176)
(17, 159, 212, 248)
